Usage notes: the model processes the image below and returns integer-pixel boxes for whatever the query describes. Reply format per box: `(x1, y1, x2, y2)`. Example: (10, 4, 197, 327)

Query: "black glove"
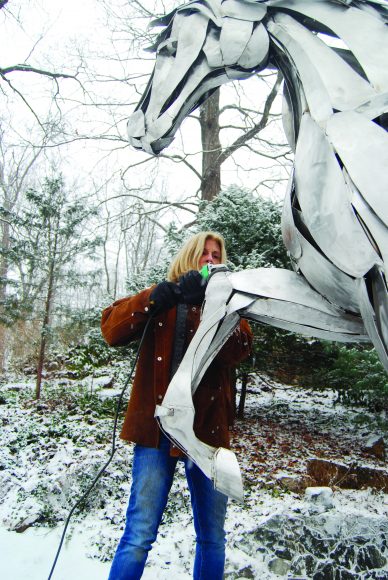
(149, 281, 181, 314)
(178, 270, 206, 305)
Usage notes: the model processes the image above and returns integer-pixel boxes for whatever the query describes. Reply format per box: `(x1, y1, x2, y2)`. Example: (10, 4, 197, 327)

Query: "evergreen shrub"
(320, 344, 388, 412)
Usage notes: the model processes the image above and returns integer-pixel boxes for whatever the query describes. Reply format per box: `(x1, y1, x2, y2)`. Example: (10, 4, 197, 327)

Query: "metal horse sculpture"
(127, 0, 388, 501)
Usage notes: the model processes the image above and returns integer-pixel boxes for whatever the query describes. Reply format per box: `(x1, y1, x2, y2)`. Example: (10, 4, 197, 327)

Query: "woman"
(101, 231, 252, 580)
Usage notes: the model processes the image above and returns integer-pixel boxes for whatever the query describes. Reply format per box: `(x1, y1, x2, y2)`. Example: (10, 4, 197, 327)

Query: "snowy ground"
(1, 373, 387, 579)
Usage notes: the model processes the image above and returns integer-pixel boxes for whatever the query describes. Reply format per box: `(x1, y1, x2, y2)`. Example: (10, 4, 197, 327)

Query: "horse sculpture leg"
(155, 265, 370, 501)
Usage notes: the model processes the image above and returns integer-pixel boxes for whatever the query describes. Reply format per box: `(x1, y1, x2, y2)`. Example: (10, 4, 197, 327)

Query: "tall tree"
(6, 176, 101, 396)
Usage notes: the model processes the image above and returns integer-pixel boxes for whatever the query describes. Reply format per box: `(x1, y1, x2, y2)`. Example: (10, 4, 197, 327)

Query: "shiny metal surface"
(128, 0, 388, 499)
(326, 111, 388, 227)
(294, 113, 381, 277)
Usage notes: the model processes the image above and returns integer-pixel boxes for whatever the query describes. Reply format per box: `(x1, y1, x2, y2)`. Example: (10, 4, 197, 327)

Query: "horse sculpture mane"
(127, 0, 388, 500)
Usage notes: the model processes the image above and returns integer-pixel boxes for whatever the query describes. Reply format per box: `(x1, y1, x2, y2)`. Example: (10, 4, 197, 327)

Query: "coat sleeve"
(101, 286, 155, 346)
(215, 319, 253, 366)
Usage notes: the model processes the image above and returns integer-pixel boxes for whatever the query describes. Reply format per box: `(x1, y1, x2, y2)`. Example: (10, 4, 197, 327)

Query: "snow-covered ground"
(1, 374, 387, 579)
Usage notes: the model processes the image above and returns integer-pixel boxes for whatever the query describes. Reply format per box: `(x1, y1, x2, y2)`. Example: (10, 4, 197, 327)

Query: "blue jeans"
(108, 434, 228, 580)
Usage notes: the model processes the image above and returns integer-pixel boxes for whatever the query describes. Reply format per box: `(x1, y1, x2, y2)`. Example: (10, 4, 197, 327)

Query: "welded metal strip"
(147, 12, 209, 122)
(242, 298, 365, 336)
(242, 305, 368, 343)
(178, 0, 222, 27)
(229, 268, 350, 316)
(294, 113, 381, 277)
(221, 0, 267, 21)
(268, 0, 388, 91)
(370, 265, 388, 355)
(281, 83, 296, 151)
(267, 18, 333, 125)
(238, 22, 269, 69)
(344, 169, 388, 281)
(220, 17, 253, 66)
(355, 92, 388, 121)
(282, 179, 360, 312)
(203, 26, 223, 67)
(357, 277, 388, 372)
(326, 110, 388, 227)
(272, 12, 376, 111)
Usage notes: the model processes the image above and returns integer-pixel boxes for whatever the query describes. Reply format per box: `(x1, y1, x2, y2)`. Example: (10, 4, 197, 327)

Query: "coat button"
(144, 306, 149, 312)
(157, 356, 162, 361)
(210, 396, 215, 401)
(158, 322, 163, 326)
(211, 429, 215, 434)
(192, 307, 196, 312)
(158, 394, 163, 400)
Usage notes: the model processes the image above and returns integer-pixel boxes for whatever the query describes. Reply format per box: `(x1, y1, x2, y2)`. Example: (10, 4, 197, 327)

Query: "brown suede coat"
(101, 286, 252, 450)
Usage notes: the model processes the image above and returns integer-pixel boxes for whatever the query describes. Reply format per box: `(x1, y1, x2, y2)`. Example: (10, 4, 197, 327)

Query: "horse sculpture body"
(127, 0, 388, 500)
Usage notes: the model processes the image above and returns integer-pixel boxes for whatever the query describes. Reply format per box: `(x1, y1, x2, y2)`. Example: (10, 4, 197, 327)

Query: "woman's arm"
(101, 286, 155, 346)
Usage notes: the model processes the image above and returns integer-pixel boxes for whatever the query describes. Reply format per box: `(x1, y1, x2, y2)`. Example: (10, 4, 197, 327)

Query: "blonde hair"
(167, 231, 227, 282)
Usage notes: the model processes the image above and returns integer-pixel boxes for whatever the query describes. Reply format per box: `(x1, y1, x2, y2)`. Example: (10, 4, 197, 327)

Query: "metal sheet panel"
(357, 277, 388, 372)
(220, 17, 253, 65)
(294, 113, 381, 276)
(242, 308, 368, 342)
(281, 171, 302, 258)
(243, 297, 365, 335)
(267, 19, 333, 125)
(343, 168, 388, 280)
(203, 26, 223, 67)
(282, 184, 360, 311)
(147, 12, 208, 121)
(221, 0, 267, 21)
(326, 110, 388, 226)
(238, 22, 269, 69)
(272, 12, 376, 111)
(268, 0, 388, 91)
(229, 267, 349, 316)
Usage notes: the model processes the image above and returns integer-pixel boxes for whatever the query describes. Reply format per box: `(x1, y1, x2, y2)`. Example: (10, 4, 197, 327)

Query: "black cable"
(47, 316, 153, 580)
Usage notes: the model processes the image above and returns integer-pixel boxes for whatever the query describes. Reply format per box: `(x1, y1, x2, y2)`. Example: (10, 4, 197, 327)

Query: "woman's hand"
(149, 270, 207, 313)
(178, 270, 206, 305)
(149, 281, 181, 314)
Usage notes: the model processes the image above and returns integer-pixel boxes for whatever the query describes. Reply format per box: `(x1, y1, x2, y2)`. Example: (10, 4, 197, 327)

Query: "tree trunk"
(35, 257, 55, 399)
(199, 89, 222, 201)
(237, 372, 249, 419)
(0, 198, 11, 372)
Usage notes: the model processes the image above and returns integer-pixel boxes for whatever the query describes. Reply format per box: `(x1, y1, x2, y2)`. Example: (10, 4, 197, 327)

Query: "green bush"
(322, 345, 388, 412)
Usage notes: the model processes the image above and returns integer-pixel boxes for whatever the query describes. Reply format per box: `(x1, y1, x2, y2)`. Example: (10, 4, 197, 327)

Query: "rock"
(313, 561, 335, 579)
(330, 543, 356, 569)
(236, 566, 255, 578)
(14, 513, 41, 533)
(307, 458, 388, 492)
(268, 557, 291, 576)
(277, 474, 316, 494)
(305, 486, 334, 509)
(356, 545, 387, 571)
(100, 377, 114, 389)
(363, 436, 385, 461)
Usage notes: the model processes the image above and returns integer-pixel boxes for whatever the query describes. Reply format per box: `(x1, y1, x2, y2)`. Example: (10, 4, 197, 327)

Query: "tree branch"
(0, 64, 78, 80)
(218, 71, 283, 167)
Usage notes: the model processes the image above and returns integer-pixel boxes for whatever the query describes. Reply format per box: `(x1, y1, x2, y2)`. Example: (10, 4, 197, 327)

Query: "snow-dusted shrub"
(195, 185, 290, 270)
(322, 345, 388, 412)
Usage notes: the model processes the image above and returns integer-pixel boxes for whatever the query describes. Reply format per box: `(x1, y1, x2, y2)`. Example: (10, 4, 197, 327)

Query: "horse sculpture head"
(127, 0, 271, 154)
(128, 0, 388, 370)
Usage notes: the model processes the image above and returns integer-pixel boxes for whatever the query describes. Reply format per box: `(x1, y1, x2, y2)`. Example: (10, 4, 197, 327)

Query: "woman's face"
(198, 238, 222, 268)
